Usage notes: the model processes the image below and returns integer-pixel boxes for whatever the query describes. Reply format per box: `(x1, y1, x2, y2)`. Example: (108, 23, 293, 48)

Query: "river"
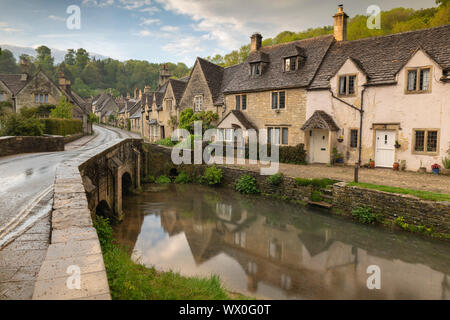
(115, 184, 450, 300)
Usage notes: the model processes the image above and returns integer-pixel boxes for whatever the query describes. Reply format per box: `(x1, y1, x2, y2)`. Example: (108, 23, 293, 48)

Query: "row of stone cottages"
(97, 6, 450, 171)
(0, 61, 93, 135)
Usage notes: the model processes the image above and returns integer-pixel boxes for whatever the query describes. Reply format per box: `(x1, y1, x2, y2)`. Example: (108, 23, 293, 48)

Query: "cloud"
(0, 21, 21, 33)
(82, 0, 115, 7)
(162, 35, 204, 58)
(160, 25, 179, 33)
(48, 15, 66, 22)
(140, 18, 160, 26)
(118, 0, 155, 10)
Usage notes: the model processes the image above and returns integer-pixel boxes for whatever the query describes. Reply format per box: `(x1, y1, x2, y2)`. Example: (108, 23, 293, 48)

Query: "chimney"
(158, 64, 171, 87)
(144, 85, 151, 94)
(251, 33, 262, 52)
(20, 58, 29, 81)
(58, 71, 71, 92)
(333, 4, 348, 42)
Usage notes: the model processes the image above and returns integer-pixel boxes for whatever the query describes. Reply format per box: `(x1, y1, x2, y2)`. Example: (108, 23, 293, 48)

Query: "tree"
(0, 49, 20, 73)
(35, 46, 55, 77)
(75, 48, 90, 71)
(0, 108, 44, 136)
(65, 49, 76, 65)
(50, 96, 74, 119)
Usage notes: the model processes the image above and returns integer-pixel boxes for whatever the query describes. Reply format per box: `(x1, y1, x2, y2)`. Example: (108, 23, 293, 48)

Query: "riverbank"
(94, 216, 249, 300)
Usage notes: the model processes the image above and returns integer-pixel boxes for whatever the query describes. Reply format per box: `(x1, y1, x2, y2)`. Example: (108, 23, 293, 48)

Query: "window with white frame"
(194, 95, 203, 111)
(407, 67, 431, 93)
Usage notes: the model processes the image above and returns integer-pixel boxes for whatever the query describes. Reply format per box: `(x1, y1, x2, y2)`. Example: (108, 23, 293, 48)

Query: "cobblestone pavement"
(225, 161, 450, 194)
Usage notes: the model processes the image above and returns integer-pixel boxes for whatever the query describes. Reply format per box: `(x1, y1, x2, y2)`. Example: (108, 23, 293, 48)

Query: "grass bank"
(94, 216, 248, 300)
(347, 182, 450, 202)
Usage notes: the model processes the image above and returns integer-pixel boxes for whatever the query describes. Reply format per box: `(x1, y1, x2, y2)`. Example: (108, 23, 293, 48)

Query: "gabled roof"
(169, 78, 188, 103)
(222, 35, 334, 93)
(0, 74, 28, 95)
(197, 57, 224, 104)
(217, 110, 256, 130)
(301, 110, 340, 131)
(310, 24, 450, 88)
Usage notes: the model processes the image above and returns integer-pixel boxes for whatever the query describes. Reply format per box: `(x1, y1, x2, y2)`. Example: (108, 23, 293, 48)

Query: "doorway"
(375, 130, 395, 168)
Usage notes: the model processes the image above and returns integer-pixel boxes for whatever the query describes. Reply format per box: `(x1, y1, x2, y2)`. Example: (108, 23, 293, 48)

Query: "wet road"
(0, 125, 140, 247)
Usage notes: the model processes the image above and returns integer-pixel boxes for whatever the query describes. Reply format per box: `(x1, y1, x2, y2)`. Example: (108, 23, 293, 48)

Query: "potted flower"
(369, 159, 375, 169)
(395, 140, 401, 149)
(431, 163, 441, 174)
(393, 161, 399, 171)
(337, 135, 344, 143)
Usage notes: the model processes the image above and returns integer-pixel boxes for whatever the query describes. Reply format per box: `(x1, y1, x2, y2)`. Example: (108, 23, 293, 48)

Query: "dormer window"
(34, 93, 49, 104)
(284, 57, 297, 71)
(338, 75, 356, 96)
(406, 67, 431, 93)
(250, 63, 261, 76)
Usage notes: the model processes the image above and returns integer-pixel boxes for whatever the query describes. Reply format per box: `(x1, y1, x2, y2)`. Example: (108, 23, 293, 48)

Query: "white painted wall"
(306, 51, 450, 171)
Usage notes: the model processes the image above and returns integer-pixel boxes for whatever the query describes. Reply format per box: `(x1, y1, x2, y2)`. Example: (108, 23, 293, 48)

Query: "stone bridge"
(80, 138, 143, 221)
(33, 138, 146, 300)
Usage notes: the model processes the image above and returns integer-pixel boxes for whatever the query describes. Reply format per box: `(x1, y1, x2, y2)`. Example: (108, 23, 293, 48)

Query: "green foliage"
(36, 104, 56, 118)
(40, 118, 82, 136)
(235, 174, 260, 194)
(0, 110, 44, 136)
(143, 175, 155, 184)
(394, 216, 434, 234)
(294, 178, 313, 186)
(178, 108, 219, 133)
(155, 138, 176, 147)
(155, 175, 171, 184)
(311, 190, 323, 202)
(352, 206, 380, 224)
(201, 165, 223, 186)
(442, 157, 450, 169)
(93, 216, 114, 249)
(50, 96, 73, 119)
(348, 182, 450, 202)
(174, 171, 191, 184)
(294, 177, 336, 189)
(267, 173, 284, 186)
(88, 112, 99, 123)
(126, 118, 131, 131)
(246, 143, 307, 165)
(0, 101, 13, 117)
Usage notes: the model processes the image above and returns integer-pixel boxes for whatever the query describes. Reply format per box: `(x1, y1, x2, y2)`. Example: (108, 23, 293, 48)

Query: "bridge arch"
(96, 200, 113, 219)
(121, 171, 133, 196)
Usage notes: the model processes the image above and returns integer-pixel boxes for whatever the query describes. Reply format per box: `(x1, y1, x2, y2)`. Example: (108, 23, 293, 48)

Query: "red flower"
(431, 163, 441, 169)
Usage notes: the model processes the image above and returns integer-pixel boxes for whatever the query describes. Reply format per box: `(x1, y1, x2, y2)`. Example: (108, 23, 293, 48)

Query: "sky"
(0, 0, 438, 66)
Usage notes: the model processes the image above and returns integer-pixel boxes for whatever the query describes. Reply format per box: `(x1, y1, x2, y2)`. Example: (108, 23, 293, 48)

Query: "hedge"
(244, 143, 307, 165)
(40, 118, 83, 136)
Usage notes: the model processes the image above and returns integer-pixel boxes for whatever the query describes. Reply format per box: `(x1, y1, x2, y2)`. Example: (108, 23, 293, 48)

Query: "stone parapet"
(0, 136, 64, 157)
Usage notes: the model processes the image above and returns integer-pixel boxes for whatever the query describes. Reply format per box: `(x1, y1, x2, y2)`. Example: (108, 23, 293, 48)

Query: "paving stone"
(0, 268, 18, 282)
(52, 227, 98, 244)
(0, 280, 35, 300)
(36, 253, 106, 281)
(10, 266, 41, 282)
(0, 249, 47, 268)
(6, 240, 49, 251)
(44, 239, 101, 261)
(33, 271, 110, 300)
(52, 208, 93, 230)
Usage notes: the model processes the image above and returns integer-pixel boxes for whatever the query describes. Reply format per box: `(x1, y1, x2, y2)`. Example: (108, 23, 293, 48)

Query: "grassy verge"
(347, 182, 450, 202)
(94, 216, 248, 300)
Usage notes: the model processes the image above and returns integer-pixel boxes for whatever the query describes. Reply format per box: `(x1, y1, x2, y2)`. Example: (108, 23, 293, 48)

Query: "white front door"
(311, 129, 329, 163)
(375, 130, 395, 168)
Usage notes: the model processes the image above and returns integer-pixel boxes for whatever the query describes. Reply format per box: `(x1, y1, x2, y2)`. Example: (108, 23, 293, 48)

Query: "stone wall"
(0, 136, 64, 157)
(332, 182, 450, 234)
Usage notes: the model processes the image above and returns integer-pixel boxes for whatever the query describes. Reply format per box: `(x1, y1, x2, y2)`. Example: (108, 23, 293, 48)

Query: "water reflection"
(116, 184, 450, 300)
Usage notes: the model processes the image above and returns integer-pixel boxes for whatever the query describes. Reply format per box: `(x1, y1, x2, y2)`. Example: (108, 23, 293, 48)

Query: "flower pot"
(393, 162, 399, 171)
(432, 168, 440, 175)
(369, 161, 375, 169)
(337, 138, 344, 143)
(336, 158, 344, 164)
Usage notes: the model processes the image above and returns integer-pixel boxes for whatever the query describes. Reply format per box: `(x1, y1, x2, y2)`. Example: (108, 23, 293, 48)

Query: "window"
(166, 99, 172, 111)
(272, 91, 286, 109)
(34, 93, 48, 104)
(0, 93, 4, 101)
(338, 75, 356, 96)
(284, 57, 297, 71)
(407, 67, 431, 93)
(44, 94, 48, 103)
(235, 94, 247, 111)
(350, 129, 358, 148)
(413, 129, 439, 153)
(267, 127, 288, 145)
(250, 63, 260, 76)
(194, 95, 203, 111)
(35, 94, 39, 103)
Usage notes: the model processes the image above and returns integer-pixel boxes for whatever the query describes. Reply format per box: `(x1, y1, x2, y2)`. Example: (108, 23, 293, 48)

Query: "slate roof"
(169, 78, 188, 103)
(218, 110, 256, 130)
(301, 110, 340, 131)
(222, 35, 334, 93)
(0, 74, 28, 94)
(130, 108, 141, 119)
(197, 58, 224, 104)
(310, 24, 450, 88)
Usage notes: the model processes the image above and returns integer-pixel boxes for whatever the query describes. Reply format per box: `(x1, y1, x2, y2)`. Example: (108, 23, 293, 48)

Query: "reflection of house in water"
(157, 200, 450, 300)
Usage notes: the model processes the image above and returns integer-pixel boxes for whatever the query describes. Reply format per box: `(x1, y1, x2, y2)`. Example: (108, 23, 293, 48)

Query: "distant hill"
(0, 44, 109, 63)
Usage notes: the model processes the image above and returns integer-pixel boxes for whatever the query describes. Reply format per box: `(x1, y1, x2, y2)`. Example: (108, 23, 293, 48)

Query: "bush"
(0, 112, 44, 136)
(155, 175, 171, 184)
(156, 138, 176, 147)
(174, 171, 190, 184)
(201, 165, 223, 185)
(267, 173, 283, 186)
(50, 97, 74, 119)
(88, 112, 99, 124)
(36, 104, 56, 118)
(352, 206, 379, 224)
(294, 178, 312, 186)
(235, 174, 259, 194)
(311, 190, 322, 202)
(93, 216, 114, 249)
(246, 143, 307, 165)
(143, 175, 155, 183)
(40, 118, 83, 136)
